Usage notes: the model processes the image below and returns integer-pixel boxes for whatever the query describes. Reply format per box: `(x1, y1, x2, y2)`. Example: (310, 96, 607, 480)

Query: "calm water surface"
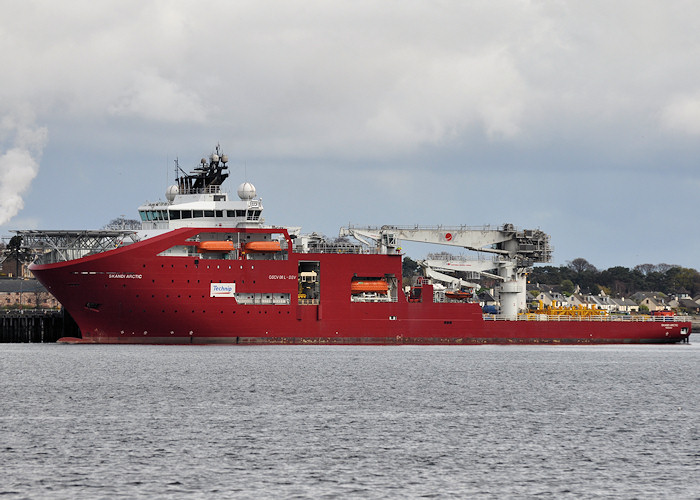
(1, 336, 699, 499)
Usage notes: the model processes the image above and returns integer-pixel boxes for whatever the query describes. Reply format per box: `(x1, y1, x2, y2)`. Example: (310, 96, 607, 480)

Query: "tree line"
(402, 256, 700, 298)
(529, 258, 700, 297)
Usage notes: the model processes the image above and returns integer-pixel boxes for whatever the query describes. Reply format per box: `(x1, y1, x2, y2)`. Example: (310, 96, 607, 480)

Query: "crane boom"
(339, 223, 551, 264)
(339, 223, 552, 317)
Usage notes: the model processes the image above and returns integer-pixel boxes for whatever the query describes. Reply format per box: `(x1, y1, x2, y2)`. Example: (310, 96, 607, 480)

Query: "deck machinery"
(340, 224, 552, 317)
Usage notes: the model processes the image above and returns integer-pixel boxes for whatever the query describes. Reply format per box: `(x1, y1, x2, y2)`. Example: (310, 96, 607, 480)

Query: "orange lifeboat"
(197, 240, 235, 252)
(244, 241, 282, 252)
(351, 280, 389, 293)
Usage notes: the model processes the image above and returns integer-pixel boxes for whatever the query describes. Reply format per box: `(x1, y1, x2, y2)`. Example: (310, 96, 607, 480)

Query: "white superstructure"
(137, 145, 264, 236)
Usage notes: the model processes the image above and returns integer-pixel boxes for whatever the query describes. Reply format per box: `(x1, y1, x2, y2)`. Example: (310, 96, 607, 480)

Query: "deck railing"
(483, 314, 691, 322)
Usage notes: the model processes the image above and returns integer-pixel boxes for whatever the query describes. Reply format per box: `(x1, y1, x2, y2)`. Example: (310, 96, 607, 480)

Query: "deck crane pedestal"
(339, 224, 552, 318)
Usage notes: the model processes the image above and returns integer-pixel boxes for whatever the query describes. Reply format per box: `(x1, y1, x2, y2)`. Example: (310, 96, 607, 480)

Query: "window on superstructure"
(182, 210, 192, 219)
(193, 210, 203, 218)
(139, 211, 147, 222)
(170, 210, 181, 220)
(204, 210, 214, 217)
(216, 210, 223, 217)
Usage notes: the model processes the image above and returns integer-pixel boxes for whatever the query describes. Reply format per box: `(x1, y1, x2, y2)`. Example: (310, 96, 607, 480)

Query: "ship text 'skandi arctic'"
(23, 146, 691, 344)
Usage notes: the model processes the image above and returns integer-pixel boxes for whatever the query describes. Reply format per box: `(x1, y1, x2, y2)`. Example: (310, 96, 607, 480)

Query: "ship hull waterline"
(30, 227, 692, 345)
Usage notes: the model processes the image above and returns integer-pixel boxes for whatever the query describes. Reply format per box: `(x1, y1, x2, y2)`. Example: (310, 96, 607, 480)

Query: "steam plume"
(0, 120, 47, 226)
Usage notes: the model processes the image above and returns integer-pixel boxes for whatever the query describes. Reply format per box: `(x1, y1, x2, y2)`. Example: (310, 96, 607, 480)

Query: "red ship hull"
(31, 228, 692, 345)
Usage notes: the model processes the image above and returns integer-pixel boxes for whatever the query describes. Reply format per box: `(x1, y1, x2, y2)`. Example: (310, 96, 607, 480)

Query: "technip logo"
(210, 283, 236, 297)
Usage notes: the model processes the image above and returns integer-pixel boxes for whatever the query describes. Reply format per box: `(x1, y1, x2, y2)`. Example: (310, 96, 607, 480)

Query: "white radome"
(166, 184, 179, 202)
(237, 182, 256, 200)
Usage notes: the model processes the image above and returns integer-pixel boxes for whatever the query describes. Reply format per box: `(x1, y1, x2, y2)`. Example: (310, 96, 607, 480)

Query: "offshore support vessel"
(21, 146, 691, 344)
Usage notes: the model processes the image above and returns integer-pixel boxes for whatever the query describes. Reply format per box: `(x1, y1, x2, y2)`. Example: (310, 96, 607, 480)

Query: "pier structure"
(0, 309, 80, 343)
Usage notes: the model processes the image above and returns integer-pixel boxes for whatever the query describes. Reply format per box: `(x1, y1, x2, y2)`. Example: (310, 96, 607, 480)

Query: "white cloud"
(365, 49, 526, 147)
(3, 1, 700, 157)
(2, 1, 700, 268)
(108, 71, 208, 123)
(660, 93, 700, 135)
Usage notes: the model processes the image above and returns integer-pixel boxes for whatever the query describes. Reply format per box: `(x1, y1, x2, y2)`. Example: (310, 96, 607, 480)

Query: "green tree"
(103, 217, 141, 230)
(402, 256, 421, 280)
(567, 258, 597, 273)
(561, 279, 574, 295)
(3, 235, 33, 278)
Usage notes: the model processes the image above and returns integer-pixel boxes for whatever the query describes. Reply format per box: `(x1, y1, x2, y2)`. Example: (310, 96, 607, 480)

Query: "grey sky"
(1, 1, 699, 269)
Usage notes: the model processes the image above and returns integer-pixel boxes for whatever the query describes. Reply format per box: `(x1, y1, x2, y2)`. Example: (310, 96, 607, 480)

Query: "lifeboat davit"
(244, 241, 282, 252)
(351, 280, 389, 293)
(197, 240, 235, 252)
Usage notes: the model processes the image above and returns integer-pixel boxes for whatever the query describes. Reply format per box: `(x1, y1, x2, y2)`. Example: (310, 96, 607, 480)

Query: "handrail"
(178, 185, 222, 195)
(483, 314, 692, 322)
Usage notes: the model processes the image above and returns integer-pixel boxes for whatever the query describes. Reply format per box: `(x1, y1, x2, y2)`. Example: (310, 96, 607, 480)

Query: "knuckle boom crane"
(339, 223, 552, 317)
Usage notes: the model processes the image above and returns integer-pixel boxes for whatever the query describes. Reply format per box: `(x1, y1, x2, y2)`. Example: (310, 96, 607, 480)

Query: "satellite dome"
(166, 184, 179, 202)
(237, 182, 256, 200)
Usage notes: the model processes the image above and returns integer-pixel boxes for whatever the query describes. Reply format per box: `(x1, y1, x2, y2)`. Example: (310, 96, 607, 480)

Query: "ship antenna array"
(174, 157, 188, 180)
